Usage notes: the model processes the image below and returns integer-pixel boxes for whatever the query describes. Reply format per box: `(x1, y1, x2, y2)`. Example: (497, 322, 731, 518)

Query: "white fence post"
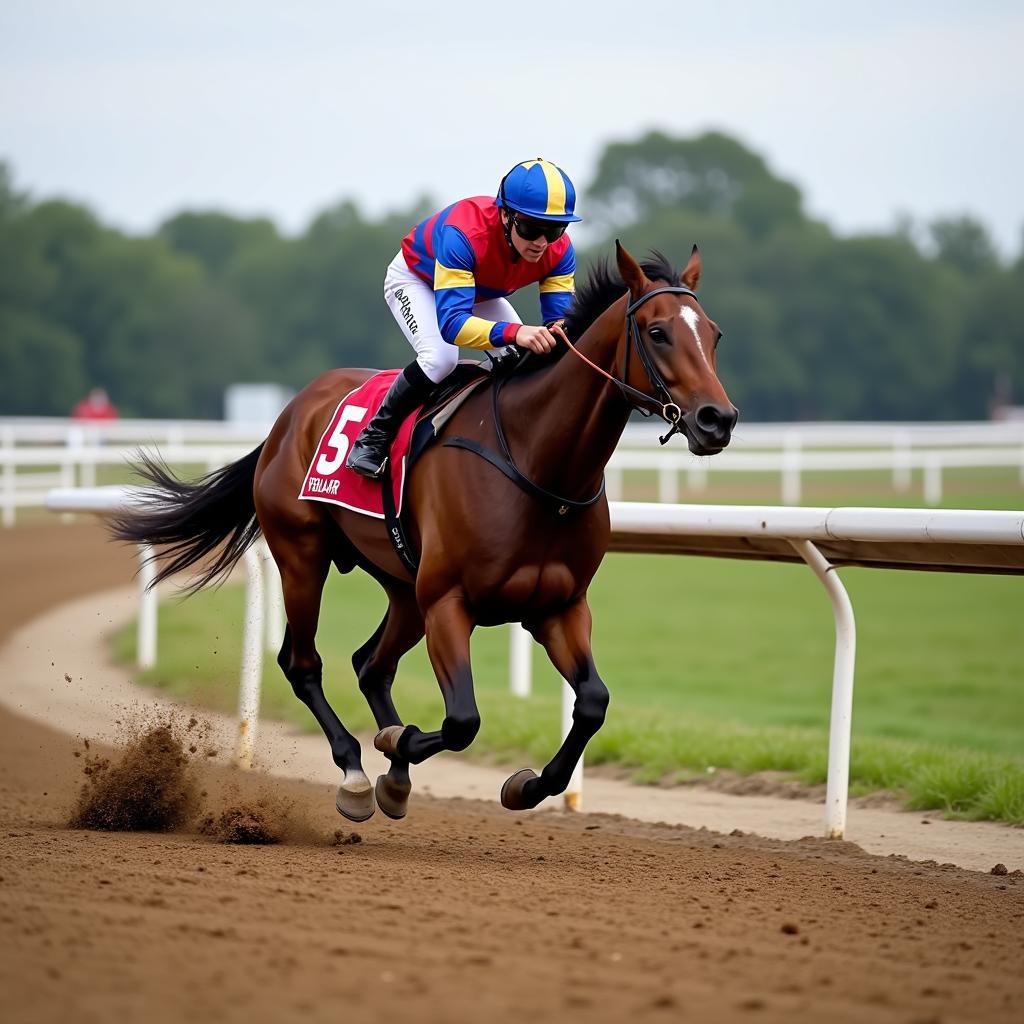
(510, 623, 532, 697)
(1, 426, 13, 528)
(892, 431, 912, 491)
(58, 429, 78, 524)
(606, 465, 622, 501)
(137, 545, 158, 669)
(80, 426, 98, 488)
(782, 431, 802, 504)
(924, 454, 943, 505)
(59, 459, 76, 524)
(658, 465, 678, 504)
(66, 425, 84, 488)
(235, 546, 265, 769)
(687, 461, 708, 492)
(260, 542, 285, 654)
(789, 539, 856, 840)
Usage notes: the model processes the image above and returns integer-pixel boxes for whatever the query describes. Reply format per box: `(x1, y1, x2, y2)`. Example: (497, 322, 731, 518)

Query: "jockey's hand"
(514, 324, 558, 354)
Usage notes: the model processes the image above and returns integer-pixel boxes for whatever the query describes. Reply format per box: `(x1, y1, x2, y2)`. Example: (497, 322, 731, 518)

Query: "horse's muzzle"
(685, 402, 738, 455)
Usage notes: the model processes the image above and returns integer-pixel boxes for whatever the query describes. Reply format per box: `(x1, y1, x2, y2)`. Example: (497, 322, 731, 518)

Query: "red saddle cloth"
(299, 370, 419, 518)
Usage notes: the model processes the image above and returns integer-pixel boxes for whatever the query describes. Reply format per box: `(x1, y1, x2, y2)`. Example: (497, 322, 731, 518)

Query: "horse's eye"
(715, 331, 724, 349)
(648, 326, 668, 344)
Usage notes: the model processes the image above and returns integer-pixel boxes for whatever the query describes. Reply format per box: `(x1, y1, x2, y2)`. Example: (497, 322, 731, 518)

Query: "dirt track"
(1, 521, 1022, 1023)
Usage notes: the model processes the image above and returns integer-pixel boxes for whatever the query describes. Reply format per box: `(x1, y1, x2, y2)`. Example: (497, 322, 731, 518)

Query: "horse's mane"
(513, 250, 681, 377)
(562, 250, 680, 341)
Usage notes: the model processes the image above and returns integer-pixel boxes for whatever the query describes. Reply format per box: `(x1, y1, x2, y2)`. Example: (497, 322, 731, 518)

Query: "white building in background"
(224, 384, 294, 427)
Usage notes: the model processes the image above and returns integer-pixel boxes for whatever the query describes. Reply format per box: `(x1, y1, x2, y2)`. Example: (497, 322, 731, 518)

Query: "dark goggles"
(511, 215, 567, 243)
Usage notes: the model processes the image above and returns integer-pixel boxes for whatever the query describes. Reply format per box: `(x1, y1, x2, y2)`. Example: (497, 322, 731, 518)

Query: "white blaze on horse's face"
(679, 304, 710, 368)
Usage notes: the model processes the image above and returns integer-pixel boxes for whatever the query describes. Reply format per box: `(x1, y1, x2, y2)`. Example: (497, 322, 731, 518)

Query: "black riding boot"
(346, 362, 434, 479)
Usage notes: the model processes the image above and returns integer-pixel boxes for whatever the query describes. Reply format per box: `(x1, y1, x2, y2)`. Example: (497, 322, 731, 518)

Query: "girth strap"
(442, 374, 605, 517)
(442, 436, 605, 516)
(380, 456, 419, 577)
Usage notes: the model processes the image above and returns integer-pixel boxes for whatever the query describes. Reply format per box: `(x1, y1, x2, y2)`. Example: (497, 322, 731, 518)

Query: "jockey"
(346, 158, 581, 479)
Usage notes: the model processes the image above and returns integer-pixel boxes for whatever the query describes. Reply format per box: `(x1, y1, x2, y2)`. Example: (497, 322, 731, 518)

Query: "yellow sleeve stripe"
(435, 263, 476, 290)
(539, 273, 575, 294)
(453, 316, 497, 350)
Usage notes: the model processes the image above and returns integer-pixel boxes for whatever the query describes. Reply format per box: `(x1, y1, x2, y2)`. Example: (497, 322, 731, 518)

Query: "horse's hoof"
(375, 774, 411, 820)
(374, 725, 406, 758)
(335, 770, 375, 822)
(501, 767, 539, 811)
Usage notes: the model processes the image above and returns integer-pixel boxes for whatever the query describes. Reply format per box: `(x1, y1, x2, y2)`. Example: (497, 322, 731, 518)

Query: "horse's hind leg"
(500, 598, 609, 811)
(273, 532, 374, 821)
(352, 585, 424, 819)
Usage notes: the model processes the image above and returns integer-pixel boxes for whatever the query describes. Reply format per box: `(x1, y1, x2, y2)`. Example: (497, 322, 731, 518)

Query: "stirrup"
(347, 444, 389, 480)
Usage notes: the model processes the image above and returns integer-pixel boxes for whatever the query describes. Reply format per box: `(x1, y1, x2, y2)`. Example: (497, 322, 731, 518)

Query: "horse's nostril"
(692, 403, 733, 436)
(695, 408, 714, 430)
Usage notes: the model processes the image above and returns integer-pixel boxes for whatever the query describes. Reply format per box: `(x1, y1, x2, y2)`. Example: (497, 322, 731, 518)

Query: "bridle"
(558, 286, 701, 445)
(442, 285, 704, 515)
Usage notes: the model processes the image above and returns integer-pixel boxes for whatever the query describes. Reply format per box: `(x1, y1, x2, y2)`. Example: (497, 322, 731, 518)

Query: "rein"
(559, 286, 698, 446)
(441, 285, 696, 515)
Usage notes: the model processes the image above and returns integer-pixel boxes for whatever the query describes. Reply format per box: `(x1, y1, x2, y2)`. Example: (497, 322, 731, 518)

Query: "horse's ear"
(615, 240, 650, 299)
(681, 244, 702, 291)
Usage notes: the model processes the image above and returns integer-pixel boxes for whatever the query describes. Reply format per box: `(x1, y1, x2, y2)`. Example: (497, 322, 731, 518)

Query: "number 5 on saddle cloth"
(299, 364, 491, 575)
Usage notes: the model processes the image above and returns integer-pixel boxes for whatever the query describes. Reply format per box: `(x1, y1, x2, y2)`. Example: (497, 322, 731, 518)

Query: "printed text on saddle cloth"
(298, 370, 417, 518)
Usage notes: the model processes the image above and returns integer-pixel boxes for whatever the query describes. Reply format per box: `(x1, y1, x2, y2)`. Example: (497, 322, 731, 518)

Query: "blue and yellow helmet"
(497, 158, 582, 223)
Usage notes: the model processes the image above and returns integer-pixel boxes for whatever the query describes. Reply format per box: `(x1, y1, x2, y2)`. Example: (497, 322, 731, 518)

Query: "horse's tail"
(110, 444, 265, 592)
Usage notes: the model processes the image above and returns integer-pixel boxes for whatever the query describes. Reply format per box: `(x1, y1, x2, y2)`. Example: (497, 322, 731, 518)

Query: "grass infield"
(114, 548, 1024, 825)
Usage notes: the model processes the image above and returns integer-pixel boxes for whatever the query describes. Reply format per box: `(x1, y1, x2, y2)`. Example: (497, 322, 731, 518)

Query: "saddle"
(301, 347, 571, 578)
(299, 357, 505, 574)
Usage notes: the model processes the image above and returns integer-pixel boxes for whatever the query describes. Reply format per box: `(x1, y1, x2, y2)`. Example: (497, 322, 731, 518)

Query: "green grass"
(114, 551, 1024, 824)
(618, 465, 1024, 510)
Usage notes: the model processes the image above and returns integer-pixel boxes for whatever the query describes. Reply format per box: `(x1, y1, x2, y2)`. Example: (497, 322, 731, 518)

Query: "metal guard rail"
(46, 487, 1024, 839)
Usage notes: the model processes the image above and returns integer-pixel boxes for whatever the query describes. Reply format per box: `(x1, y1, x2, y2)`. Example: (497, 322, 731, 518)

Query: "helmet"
(496, 158, 582, 223)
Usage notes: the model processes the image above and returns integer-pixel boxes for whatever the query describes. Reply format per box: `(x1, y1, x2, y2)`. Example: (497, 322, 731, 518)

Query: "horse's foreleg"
(375, 593, 480, 765)
(353, 587, 425, 818)
(501, 598, 609, 811)
(274, 536, 374, 821)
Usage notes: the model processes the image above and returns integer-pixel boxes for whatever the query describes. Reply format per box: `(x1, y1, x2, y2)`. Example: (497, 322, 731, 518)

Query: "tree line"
(2, 131, 1021, 420)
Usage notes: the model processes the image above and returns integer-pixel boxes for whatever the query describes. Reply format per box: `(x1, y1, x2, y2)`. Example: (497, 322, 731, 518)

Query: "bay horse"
(112, 242, 736, 822)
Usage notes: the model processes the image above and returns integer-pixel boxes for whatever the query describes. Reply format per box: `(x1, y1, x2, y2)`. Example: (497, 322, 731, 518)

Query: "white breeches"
(383, 252, 521, 383)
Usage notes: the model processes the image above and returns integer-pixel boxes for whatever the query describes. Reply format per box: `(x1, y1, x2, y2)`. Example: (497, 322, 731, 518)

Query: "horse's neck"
(504, 299, 631, 494)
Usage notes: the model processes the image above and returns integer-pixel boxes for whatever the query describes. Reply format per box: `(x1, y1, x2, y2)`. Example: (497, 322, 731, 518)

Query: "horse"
(112, 241, 736, 822)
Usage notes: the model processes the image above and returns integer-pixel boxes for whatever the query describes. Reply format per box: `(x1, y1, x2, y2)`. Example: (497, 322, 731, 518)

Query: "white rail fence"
(12, 415, 1024, 447)
(606, 445, 1024, 506)
(8, 417, 1024, 525)
(619, 419, 1024, 448)
(1, 417, 264, 527)
(1, 441, 255, 527)
(46, 486, 1024, 839)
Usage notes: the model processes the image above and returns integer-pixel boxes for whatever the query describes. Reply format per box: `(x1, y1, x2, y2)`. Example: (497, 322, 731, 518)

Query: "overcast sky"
(3, 1, 1022, 255)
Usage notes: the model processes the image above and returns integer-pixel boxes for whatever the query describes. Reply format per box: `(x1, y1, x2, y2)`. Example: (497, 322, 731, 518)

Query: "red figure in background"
(72, 388, 118, 422)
